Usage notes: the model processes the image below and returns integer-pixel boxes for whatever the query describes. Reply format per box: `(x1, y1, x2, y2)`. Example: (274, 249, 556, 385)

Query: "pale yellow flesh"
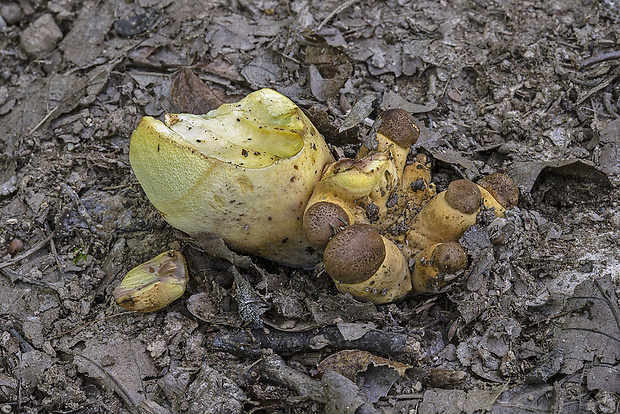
(113, 250, 188, 312)
(129, 89, 334, 268)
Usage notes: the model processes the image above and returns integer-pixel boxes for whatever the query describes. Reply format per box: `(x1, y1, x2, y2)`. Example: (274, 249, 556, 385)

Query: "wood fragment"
(317, 0, 362, 31)
(575, 65, 620, 105)
(209, 326, 409, 358)
(0, 233, 55, 270)
(578, 50, 620, 69)
(260, 350, 326, 403)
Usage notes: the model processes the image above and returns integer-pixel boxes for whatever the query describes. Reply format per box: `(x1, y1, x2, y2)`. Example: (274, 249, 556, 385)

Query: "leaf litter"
(1, 0, 620, 412)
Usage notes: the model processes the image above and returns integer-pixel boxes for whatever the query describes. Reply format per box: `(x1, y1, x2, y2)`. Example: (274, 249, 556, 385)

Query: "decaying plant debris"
(1, 0, 620, 413)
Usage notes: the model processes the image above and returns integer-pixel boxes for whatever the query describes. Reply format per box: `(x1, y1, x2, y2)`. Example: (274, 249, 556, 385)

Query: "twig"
(49, 237, 64, 277)
(260, 350, 325, 403)
(0, 233, 55, 269)
(210, 326, 409, 358)
(575, 65, 620, 105)
(578, 50, 620, 69)
(317, 0, 362, 31)
(71, 352, 139, 413)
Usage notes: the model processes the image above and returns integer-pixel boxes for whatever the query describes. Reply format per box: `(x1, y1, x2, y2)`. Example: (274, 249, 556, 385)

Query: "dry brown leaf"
(171, 68, 227, 114)
(316, 349, 410, 381)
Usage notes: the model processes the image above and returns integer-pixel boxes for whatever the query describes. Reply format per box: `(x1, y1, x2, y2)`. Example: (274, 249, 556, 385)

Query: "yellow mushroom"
(404, 179, 482, 255)
(113, 250, 189, 312)
(358, 109, 420, 174)
(303, 152, 398, 229)
(323, 224, 412, 304)
(477, 172, 520, 216)
(410, 242, 468, 294)
(129, 88, 334, 267)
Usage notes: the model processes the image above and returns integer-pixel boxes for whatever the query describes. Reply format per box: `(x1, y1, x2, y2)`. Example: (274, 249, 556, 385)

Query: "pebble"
(0, 3, 22, 25)
(19, 14, 63, 57)
(7, 239, 23, 256)
(0, 86, 8, 106)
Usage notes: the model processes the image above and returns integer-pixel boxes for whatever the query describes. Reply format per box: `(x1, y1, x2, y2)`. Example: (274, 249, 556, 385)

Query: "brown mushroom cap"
(376, 109, 420, 149)
(477, 173, 519, 209)
(444, 179, 481, 215)
(323, 224, 386, 284)
(303, 201, 351, 249)
(431, 242, 468, 274)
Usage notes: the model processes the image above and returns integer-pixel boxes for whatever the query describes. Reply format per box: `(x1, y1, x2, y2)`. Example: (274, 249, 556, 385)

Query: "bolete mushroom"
(113, 250, 189, 312)
(126, 89, 520, 308)
(324, 224, 412, 304)
(129, 88, 334, 267)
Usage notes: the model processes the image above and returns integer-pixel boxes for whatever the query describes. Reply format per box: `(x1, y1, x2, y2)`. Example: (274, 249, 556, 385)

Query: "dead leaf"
(184, 231, 252, 268)
(186, 364, 246, 414)
(73, 337, 158, 411)
(200, 56, 243, 82)
(422, 146, 480, 180)
(508, 159, 611, 193)
(322, 370, 379, 414)
(381, 90, 438, 114)
(186, 287, 239, 327)
(490, 384, 553, 414)
(171, 68, 227, 114)
(336, 322, 378, 341)
(113, 9, 159, 38)
(339, 94, 378, 133)
(305, 34, 354, 101)
(306, 104, 360, 145)
(316, 349, 410, 381)
(558, 275, 620, 375)
(59, 1, 115, 66)
(241, 50, 281, 88)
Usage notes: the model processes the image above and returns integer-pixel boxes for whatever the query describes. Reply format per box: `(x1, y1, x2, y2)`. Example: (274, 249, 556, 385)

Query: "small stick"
(209, 326, 409, 358)
(578, 50, 620, 69)
(260, 350, 325, 403)
(317, 0, 362, 31)
(0, 233, 55, 269)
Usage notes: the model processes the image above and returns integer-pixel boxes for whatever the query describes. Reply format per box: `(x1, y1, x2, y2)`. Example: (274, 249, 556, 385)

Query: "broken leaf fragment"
(113, 250, 188, 312)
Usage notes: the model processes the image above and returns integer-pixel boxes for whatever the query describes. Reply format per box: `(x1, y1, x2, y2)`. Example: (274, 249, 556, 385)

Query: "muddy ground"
(1, 0, 620, 413)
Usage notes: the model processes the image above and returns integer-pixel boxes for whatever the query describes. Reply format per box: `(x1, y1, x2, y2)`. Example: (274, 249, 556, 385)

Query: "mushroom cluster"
(118, 88, 518, 310)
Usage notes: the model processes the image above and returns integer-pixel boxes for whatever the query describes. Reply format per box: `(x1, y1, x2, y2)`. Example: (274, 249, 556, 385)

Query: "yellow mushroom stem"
(304, 152, 398, 225)
(411, 242, 468, 294)
(400, 153, 437, 208)
(405, 179, 482, 255)
(358, 109, 420, 174)
(477, 172, 520, 217)
(323, 224, 412, 304)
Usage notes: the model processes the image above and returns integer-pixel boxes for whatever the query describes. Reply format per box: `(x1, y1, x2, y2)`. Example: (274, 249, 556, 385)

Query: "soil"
(1, 0, 620, 413)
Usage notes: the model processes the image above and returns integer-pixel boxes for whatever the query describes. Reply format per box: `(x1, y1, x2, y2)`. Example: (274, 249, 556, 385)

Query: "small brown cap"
(477, 173, 519, 209)
(432, 242, 467, 274)
(303, 201, 350, 249)
(376, 109, 420, 148)
(7, 239, 24, 256)
(444, 179, 481, 215)
(324, 224, 386, 284)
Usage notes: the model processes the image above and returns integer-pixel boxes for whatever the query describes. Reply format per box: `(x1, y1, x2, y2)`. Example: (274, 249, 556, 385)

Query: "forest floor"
(1, 0, 619, 413)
